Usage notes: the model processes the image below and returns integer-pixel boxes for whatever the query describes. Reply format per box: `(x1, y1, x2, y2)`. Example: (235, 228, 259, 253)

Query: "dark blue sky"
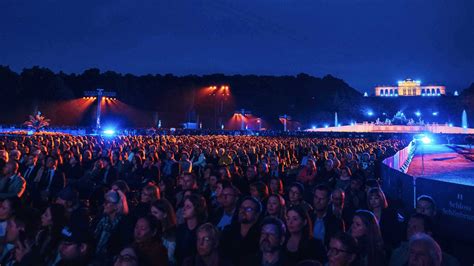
(1, 0, 473, 92)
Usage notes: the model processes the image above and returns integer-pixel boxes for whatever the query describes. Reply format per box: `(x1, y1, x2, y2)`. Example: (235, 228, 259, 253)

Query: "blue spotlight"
(415, 111, 421, 117)
(421, 136, 432, 144)
(103, 129, 116, 136)
(311, 125, 316, 130)
(367, 111, 374, 116)
(432, 112, 438, 116)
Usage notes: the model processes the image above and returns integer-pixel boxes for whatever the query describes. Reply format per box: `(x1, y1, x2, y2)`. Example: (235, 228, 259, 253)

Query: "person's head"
(182, 173, 198, 190)
(196, 223, 220, 257)
(350, 210, 383, 243)
(46, 156, 59, 169)
(41, 203, 67, 230)
(238, 196, 262, 225)
(0, 150, 9, 162)
(288, 182, 304, 204)
(313, 185, 331, 212)
(58, 225, 92, 263)
(250, 181, 269, 200)
(266, 194, 286, 219)
(140, 184, 160, 203)
(259, 217, 286, 253)
(331, 189, 345, 208)
(150, 199, 177, 231)
(219, 185, 239, 210)
(350, 176, 363, 191)
(407, 213, 434, 240)
(3, 160, 18, 176)
(325, 159, 334, 171)
(134, 215, 160, 243)
(111, 180, 131, 194)
(327, 232, 358, 266)
(269, 177, 284, 195)
(416, 195, 437, 217)
(0, 197, 22, 220)
(183, 194, 208, 224)
(340, 166, 352, 178)
(6, 209, 39, 244)
(408, 233, 442, 266)
(286, 205, 312, 238)
(245, 165, 257, 179)
(367, 187, 388, 210)
(114, 247, 139, 266)
(27, 154, 38, 166)
(104, 190, 129, 217)
(56, 187, 79, 210)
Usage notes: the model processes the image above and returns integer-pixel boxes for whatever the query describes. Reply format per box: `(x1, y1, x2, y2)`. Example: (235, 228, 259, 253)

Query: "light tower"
(279, 114, 292, 132)
(84, 88, 117, 131)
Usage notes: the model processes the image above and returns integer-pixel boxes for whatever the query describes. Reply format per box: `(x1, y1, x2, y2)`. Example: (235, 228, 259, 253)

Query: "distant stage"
(382, 143, 474, 243)
(408, 144, 474, 186)
(307, 123, 474, 134)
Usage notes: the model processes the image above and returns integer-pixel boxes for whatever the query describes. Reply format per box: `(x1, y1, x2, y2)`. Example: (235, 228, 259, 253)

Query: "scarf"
(94, 215, 122, 255)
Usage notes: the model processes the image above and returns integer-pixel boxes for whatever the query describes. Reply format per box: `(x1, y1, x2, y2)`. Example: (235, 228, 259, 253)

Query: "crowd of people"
(0, 133, 459, 266)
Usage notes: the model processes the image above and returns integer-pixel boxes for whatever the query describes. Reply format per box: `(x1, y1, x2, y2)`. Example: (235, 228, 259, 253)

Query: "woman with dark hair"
(287, 182, 313, 214)
(268, 177, 284, 195)
(35, 203, 67, 264)
(285, 205, 327, 264)
(335, 166, 352, 190)
(265, 193, 286, 221)
(133, 215, 168, 266)
(349, 210, 385, 266)
(126, 155, 144, 190)
(249, 181, 269, 201)
(0, 197, 22, 239)
(143, 152, 161, 183)
(367, 187, 402, 249)
(175, 194, 208, 266)
(327, 232, 359, 266)
(151, 199, 178, 266)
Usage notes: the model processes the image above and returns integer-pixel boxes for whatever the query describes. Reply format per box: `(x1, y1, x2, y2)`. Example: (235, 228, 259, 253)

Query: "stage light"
(367, 111, 374, 116)
(311, 125, 316, 129)
(449, 123, 453, 127)
(324, 124, 329, 128)
(415, 111, 421, 117)
(432, 112, 438, 116)
(421, 136, 432, 144)
(103, 129, 116, 136)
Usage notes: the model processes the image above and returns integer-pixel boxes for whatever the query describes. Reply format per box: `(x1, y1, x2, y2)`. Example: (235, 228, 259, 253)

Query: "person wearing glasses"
(220, 196, 262, 266)
(183, 223, 232, 266)
(327, 232, 359, 266)
(210, 184, 240, 231)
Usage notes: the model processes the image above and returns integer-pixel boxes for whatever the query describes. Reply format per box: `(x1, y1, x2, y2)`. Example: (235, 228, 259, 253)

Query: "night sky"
(1, 0, 473, 92)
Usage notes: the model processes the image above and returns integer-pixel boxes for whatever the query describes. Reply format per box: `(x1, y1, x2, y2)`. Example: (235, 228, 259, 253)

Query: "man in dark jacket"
(220, 196, 262, 266)
(311, 185, 344, 245)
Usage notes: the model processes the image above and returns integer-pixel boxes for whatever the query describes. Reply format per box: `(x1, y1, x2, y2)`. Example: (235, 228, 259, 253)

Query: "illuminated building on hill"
(375, 79, 446, 97)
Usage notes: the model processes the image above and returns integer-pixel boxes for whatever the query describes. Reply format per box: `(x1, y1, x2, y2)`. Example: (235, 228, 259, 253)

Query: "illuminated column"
(96, 89, 103, 130)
